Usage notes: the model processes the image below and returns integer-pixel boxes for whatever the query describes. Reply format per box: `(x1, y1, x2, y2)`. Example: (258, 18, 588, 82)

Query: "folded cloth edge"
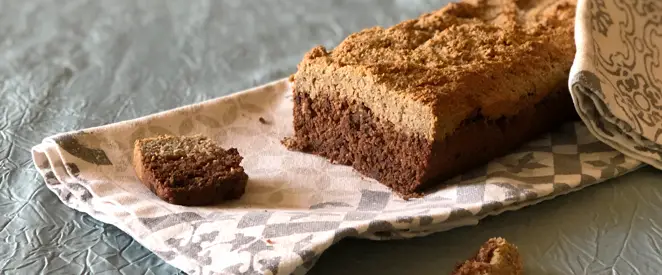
(569, 0, 662, 170)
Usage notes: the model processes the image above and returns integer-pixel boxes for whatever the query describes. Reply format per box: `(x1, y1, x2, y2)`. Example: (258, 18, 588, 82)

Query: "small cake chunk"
(132, 135, 248, 206)
(452, 237, 523, 275)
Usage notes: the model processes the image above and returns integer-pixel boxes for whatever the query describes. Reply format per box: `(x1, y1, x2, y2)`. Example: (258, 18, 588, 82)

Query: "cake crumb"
(281, 137, 306, 151)
(452, 237, 523, 275)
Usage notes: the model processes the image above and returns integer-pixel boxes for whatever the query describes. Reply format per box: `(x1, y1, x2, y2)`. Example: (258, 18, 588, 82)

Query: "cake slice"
(285, 0, 578, 197)
(452, 237, 523, 275)
(132, 135, 248, 206)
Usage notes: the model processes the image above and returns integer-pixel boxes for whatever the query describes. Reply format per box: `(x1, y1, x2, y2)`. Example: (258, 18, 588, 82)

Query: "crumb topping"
(313, 0, 575, 73)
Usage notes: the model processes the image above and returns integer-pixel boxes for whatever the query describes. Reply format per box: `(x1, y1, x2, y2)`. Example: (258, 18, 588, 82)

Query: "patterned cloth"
(30, 0, 656, 274)
(571, 0, 662, 169)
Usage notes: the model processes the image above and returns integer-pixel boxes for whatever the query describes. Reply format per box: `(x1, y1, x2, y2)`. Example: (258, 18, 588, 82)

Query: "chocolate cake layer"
(290, 85, 577, 196)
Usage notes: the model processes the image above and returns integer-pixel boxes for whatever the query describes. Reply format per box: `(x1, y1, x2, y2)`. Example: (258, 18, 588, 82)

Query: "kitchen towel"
(570, 0, 662, 169)
(31, 0, 654, 274)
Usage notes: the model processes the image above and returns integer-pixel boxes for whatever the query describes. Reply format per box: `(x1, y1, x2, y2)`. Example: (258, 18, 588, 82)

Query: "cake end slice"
(132, 135, 248, 206)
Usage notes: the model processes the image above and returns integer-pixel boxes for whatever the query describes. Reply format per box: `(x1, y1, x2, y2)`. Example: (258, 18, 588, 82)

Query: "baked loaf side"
(133, 135, 248, 206)
(294, 0, 577, 140)
(287, 0, 578, 196)
(452, 237, 523, 275)
(289, 85, 575, 196)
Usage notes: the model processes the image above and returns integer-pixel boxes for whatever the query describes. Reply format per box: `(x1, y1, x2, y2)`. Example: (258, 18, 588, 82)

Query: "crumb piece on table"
(452, 237, 523, 275)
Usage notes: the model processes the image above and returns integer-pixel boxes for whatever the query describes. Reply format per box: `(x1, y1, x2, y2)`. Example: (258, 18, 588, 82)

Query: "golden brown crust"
(293, 0, 576, 140)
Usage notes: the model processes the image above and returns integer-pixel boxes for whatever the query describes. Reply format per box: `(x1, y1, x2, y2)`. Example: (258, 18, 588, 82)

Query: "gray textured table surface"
(2, 0, 661, 274)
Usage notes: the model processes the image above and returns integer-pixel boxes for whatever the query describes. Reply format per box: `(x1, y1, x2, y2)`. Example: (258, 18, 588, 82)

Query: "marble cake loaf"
(285, 0, 578, 197)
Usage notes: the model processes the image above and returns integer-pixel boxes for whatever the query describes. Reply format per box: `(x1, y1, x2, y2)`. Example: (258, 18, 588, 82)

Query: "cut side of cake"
(132, 135, 248, 206)
(452, 237, 523, 275)
(285, 0, 579, 197)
